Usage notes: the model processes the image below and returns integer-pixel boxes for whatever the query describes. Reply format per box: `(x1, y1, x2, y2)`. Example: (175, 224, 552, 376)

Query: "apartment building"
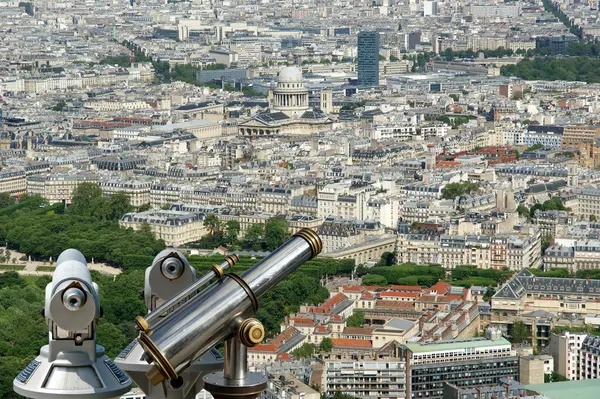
(492, 269, 600, 320)
(543, 238, 600, 273)
(99, 180, 151, 207)
(566, 187, 600, 220)
(119, 210, 207, 247)
(561, 125, 600, 147)
(27, 173, 99, 204)
(150, 183, 183, 208)
(262, 374, 319, 399)
(317, 181, 375, 220)
(324, 358, 407, 399)
(396, 230, 541, 270)
(578, 335, 600, 380)
(550, 331, 588, 380)
(0, 170, 27, 195)
(400, 330, 518, 399)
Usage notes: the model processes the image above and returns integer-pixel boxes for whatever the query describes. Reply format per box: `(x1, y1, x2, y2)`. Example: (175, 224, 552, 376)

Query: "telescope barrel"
(139, 228, 321, 385)
(140, 255, 239, 329)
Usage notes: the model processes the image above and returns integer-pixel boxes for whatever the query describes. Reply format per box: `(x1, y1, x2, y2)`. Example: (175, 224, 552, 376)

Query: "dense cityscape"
(2, 0, 600, 398)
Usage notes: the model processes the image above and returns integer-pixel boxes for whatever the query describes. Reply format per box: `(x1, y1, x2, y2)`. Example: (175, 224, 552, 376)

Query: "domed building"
(238, 66, 333, 137)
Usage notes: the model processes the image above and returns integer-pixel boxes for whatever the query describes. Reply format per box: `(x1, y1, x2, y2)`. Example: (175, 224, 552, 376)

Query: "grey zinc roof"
(494, 269, 600, 299)
(385, 318, 415, 331)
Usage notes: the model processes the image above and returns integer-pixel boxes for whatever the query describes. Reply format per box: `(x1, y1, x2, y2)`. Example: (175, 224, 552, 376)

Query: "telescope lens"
(63, 287, 86, 311)
(161, 257, 184, 280)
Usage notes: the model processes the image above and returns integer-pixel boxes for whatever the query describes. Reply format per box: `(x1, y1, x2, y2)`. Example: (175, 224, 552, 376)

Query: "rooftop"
(526, 379, 600, 399)
(403, 337, 511, 353)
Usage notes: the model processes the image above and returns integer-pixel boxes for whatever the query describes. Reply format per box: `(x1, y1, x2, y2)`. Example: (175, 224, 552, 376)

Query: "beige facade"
(321, 234, 396, 264)
(27, 173, 99, 204)
(119, 210, 207, 247)
(99, 181, 151, 207)
(0, 170, 27, 195)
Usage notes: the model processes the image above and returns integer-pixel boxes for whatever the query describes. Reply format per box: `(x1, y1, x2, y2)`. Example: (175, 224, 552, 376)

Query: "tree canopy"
(441, 182, 480, 200)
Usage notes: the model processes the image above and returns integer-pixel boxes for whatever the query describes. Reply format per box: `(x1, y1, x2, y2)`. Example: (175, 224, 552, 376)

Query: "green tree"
(69, 182, 104, 217)
(541, 233, 552, 254)
(225, 220, 241, 245)
(0, 193, 13, 208)
(483, 287, 496, 301)
(52, 101, 67, 111)
(264, 218, 290, 251)
(346, 311, 365, 327)
(203, 214, 222, 235)
(377, 251, 395, 266)
(591, 215, 597, 222)
(332, 392, 355, 399)
(517, 205, 530, 219)
(290, 342, 317, 359)
(106, 192, 132, 220)
(510, 320, 530, 344)
(362, 274, 388, 286)
(320, 337, 333, 352)
(542, 198, 566, 211)
(441, 182, 480, 200)
(545, 371, 569, 382)
(243, 223, 265, 251)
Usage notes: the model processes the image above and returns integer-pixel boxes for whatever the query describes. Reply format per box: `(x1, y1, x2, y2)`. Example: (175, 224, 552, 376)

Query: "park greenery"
(290, 338, 333, 359)
(346, 311, 365, 328)
(0, 187, 358, 397)
(501, 57, 600, 84)
(194, 214, 290, 251)
(509, 320, 530, 344)
(441, 181, 480, 200)
(0, 188, 164, 267)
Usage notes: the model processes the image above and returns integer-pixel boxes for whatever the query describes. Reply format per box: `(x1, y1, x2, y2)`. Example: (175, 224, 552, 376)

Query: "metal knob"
(237, 319, 265, 347)
(62, 287, 86, 311)
(161, 257, 184, 280)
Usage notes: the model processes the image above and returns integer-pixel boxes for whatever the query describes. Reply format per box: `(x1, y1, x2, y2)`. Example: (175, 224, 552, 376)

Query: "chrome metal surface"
(161, 257, 184, 280)
(62, 288, 86, 311)
(144, 257, 236, 328)
(223, 338, 246, 381)
(139, 230, 321, 384)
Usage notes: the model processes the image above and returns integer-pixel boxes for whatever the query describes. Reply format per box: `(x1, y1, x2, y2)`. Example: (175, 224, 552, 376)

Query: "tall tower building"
(320, 88, 332, 114)
(357, 31, 380, 86)
(568, 161, 578, 187)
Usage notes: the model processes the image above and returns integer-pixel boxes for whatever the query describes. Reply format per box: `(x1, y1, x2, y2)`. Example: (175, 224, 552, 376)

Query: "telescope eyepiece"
(62, 287, 86, 311)
(161, 257, 184, 280)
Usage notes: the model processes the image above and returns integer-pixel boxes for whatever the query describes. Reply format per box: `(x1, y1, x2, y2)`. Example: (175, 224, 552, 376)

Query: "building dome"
(278, 67, 303, 83)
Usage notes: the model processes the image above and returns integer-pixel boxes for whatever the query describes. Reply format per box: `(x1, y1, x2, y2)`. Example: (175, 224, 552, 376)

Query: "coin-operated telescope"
(13, 249, 132, 399)
(116, 249, 239, 399)
(135, 229, 322, 399)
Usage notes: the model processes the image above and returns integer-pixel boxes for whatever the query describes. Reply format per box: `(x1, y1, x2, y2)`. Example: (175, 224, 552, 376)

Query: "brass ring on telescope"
(139, 331, 178, 385)
(237, 318, 265, 347)
(223, 273, 259, 312)
(294, 228, 323, 257)
(225, 254, 239, 267)
(212, 264, 225, 278)
(135, 315, 149, 332)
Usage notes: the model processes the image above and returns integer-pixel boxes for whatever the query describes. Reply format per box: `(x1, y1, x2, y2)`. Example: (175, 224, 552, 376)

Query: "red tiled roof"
(361, 292, 374, 299)
(331, 338, 372, 348)
(277, 353, 292, 361)
(330, 315, 342, 322)
(293, 317, 315, 326)
(375, 300, 416, 308)
(426, 281, 452, 295)
(381, 292, 419, 298)
(342, 285, 363, 292)
(390, 285, 422, 292)
(314, 325, 328, 333)
(249, 344, 278, 352)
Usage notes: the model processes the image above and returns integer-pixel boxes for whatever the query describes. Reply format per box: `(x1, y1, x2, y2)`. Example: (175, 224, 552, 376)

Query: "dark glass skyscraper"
(357, 31, 380, 86)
